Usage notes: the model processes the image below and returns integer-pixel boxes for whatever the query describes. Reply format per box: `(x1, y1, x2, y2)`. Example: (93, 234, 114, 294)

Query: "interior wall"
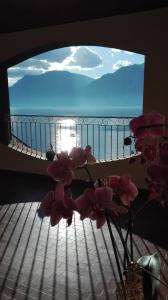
(0, 144, 147, 188)
(0, 7, 168, 115)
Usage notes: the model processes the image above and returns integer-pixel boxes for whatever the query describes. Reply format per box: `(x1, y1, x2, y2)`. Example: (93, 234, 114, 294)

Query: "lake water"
(10, 106, 141, 161)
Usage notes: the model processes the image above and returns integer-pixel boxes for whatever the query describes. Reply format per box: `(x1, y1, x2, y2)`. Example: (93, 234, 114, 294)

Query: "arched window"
(8, 46, 145, 161)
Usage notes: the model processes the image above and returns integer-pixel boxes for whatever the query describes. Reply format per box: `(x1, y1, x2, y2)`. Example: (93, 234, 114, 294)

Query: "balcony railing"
(8, 115, 136, 162)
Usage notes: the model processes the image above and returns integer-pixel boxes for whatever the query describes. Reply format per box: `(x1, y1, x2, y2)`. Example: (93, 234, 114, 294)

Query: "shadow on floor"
(0, 170, 168, 250)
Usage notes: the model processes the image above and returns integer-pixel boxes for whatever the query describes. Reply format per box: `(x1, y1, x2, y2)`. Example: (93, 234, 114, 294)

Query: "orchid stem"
(117, 216, 129, 270)
(123, 211, 134, 267)
(124, 227, 130, 269)
(82, 165, 94, 182)
(105, 211, 127, 300)
(129, 211, 133, 262)
(114, 222, 130, 266)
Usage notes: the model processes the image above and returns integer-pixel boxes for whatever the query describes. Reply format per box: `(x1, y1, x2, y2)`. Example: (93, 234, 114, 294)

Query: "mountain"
(9, 64, 144, 113)
(81, 64, 144, 107)
(9, 71, 94, 107)
(86, 64, 144, 95)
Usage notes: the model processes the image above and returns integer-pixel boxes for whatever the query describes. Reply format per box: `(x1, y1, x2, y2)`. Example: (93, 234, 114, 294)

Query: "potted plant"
(46, 144, 55, 161)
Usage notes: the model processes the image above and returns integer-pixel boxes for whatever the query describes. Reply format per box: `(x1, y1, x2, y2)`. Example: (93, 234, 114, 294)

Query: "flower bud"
(124, 137, 132, 146)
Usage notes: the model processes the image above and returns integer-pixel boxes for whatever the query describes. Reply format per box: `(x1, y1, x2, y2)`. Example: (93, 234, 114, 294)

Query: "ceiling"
(0, 0, 168, 34)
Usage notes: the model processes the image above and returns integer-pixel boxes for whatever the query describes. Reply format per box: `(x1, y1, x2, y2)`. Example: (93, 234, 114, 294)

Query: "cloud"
(8, 59, 50, 77)
(8, 58, 51, 86)
(15, 58, 49, 69)
(8, 47, 102, 86)
(112, 60, 133, 70)
(111, 49, 134, 56)
(34, 48, 71, 62)
(111, 48, 121, 53)
(67, 46, 102, 68)
(8, 48, 73, 86)
(8, 77, 22, 87)
(47, 46, 103, 75)
(111, 48, 121, 56)
(124, 51, 133, 55)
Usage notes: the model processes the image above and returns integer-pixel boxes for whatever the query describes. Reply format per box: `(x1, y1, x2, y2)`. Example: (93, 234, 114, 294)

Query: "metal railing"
(8, 115, 136, 162)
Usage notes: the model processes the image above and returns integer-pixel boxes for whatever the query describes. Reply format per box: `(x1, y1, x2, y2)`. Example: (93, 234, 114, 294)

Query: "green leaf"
(137, 253, 161, 300)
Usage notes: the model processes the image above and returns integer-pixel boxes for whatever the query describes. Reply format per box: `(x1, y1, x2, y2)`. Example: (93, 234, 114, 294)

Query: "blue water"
(10, 106, 140, 160)
(11, 106, 142, 117)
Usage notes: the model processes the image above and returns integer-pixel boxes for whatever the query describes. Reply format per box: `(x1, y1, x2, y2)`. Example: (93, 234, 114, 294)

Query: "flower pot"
(116, 262, 144, 300)
(46, 149, 55, 161)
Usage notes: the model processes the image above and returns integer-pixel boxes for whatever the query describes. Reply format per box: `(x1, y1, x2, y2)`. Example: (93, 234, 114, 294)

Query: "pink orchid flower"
(134, 136, 160, 162)
(76, 186, 127, 228)
(39, 190, 55, 217)
(76, 187, 113, 228)
(40, 181, 75, 226)
(76, 187, 113, 217)
(69, 147, 87, 167)
(75, 188, 95, 219)
(95, 186, 114, 209)
(91, 189, 128, 227)
(47, 156, 75, 184)
(89, 210, 106, 228)
(56, 151, 69, 159)
(146, 175, 168, 206)
(107, 175, 138, 206)
(159, 143, 168, 164)
(130, 112, 166, 139)
(147, 164, 168, 186)
(143, 143, 158, 161)
(89, 205, 127, 228)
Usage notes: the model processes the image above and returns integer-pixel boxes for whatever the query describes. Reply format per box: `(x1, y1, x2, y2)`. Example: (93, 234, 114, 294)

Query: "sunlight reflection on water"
(56, 119, 79, 153)
(11, 116, 134, 161)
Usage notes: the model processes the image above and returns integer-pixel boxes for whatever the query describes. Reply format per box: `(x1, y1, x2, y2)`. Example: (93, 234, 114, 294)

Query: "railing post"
(0, 68, 11, 144)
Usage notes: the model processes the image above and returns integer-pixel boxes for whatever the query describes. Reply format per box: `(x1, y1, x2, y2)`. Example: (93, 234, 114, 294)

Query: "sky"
(8, 46, 145, 87)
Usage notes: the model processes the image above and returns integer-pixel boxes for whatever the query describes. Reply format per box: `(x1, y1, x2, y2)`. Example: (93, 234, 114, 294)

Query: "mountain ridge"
(9, 64, 144, 111)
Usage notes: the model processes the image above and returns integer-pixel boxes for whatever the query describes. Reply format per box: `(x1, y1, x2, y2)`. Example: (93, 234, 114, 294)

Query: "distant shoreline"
(10, 106, 142, 117)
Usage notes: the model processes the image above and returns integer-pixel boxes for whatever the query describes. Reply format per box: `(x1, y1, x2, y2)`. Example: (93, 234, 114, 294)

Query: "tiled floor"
(0, 202, 168, 300)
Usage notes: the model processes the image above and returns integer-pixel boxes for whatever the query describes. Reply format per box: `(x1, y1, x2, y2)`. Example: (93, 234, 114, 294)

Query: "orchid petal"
(90, 210, 106, 228)
(76, 188, 95, 218)
(55, 181, 64, 202)
(40, 191, 54, 216)
(95, 187, 113, 208)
